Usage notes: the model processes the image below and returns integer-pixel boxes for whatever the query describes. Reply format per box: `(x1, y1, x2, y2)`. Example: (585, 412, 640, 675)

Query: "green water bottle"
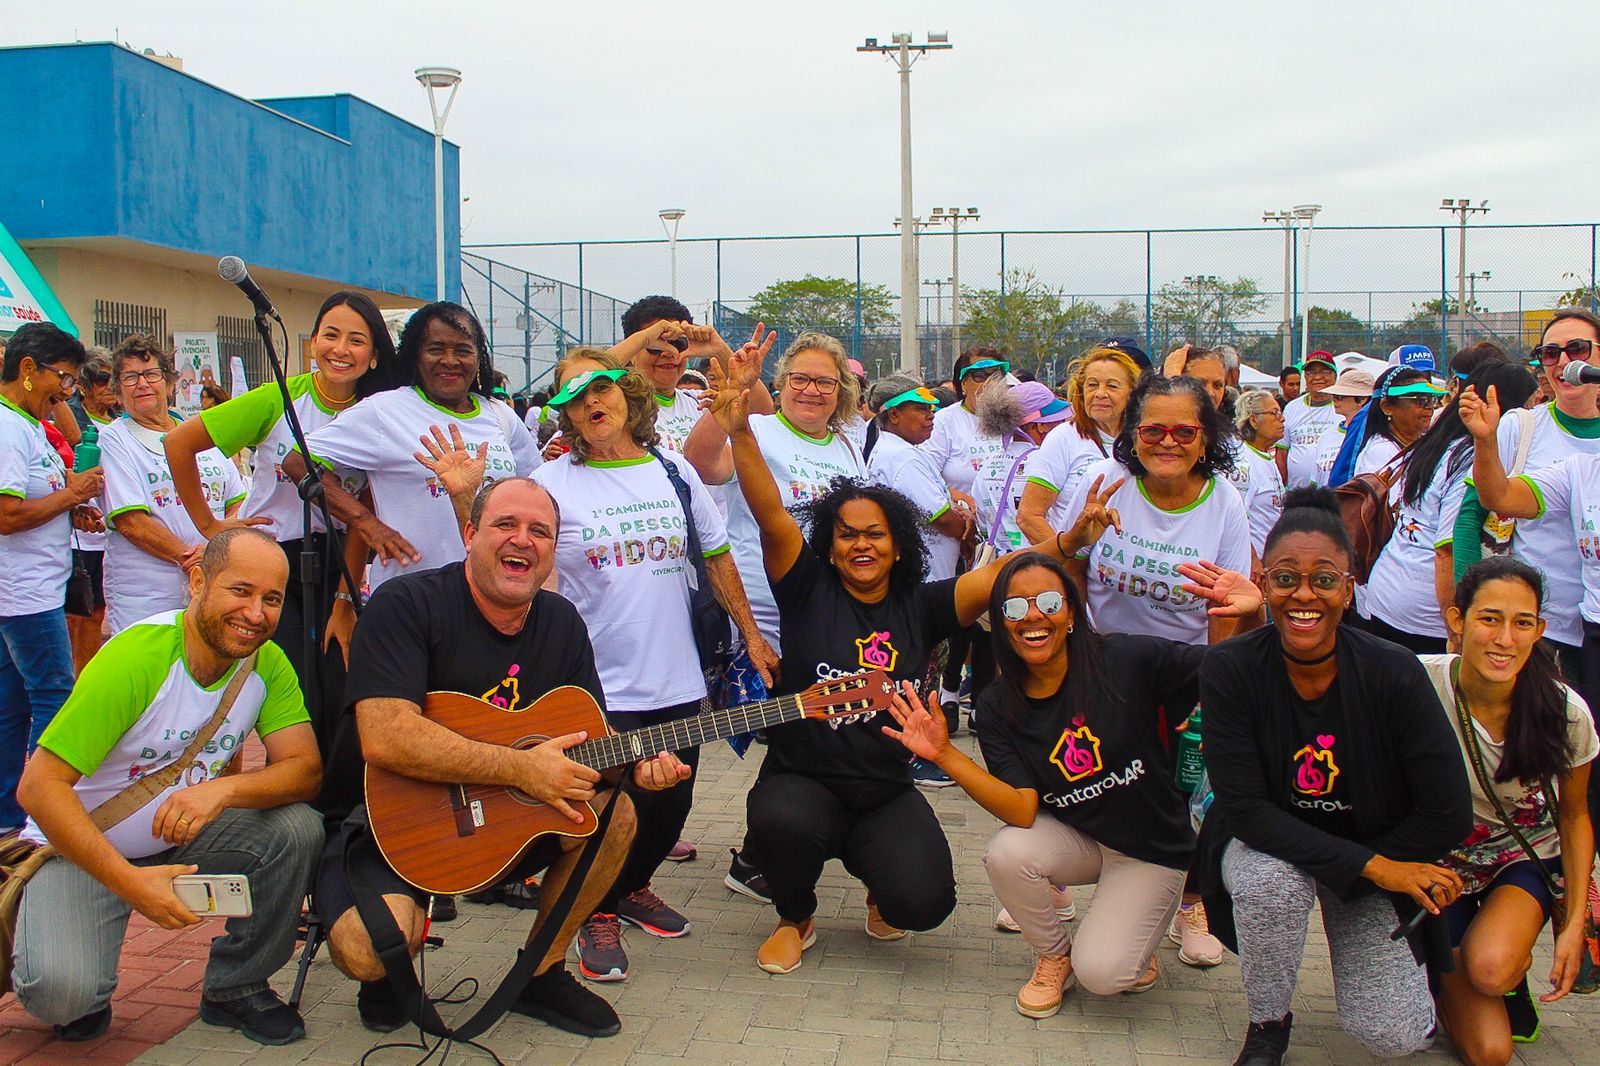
(74, 420, 100, 472)
(1175, 705, 1205, 792)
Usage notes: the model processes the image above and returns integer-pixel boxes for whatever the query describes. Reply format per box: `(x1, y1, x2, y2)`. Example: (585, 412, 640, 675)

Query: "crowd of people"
(0, 295, 1596, 1066)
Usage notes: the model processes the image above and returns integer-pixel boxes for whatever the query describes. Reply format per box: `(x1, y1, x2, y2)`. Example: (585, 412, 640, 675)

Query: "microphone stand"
(250, 310, 364, 718)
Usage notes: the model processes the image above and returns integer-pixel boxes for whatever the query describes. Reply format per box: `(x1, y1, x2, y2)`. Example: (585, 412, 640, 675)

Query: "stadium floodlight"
(1291, 204, 1323, 362)
(416, 66, 463, 301)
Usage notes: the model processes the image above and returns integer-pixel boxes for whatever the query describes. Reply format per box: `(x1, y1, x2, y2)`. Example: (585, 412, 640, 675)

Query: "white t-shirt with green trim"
(1063, 458, 1251, 645)
(532, 449, 730, 712)
(1354, 435, 1402, 478)
(922, 403, 1006, 496)
(1281, 397, 1342, 488)
(1360, 446, 1471, 638)
(0, 398, 71, 616)
(866, 430, 960, 581)
(1310, 421, 1348, 487)
(973, 436, 1037, 553)
(20, 610, 309, 859)
(722, 412, 865, 650)
(1521, 451, 1600, 627)
(1226, 439, 1285, 557)
(653, 389, 704, 453)
(200, 374, 364, 540)
(302, 388, 541, 590)
(101, 418, 246, 635)
(1028, 425, 1114, 532)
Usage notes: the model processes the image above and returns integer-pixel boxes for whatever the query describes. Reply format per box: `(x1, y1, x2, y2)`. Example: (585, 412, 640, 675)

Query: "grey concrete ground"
(138, 733, 1598, 1065)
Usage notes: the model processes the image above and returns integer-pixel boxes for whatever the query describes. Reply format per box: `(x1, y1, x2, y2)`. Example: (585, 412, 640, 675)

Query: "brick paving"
(3, 732, 1597, 1065)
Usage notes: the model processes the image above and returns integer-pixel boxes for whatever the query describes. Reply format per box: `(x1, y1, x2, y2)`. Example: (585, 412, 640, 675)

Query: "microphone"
(217, 257, 282, 321)
(1561, 360, 1600, 386)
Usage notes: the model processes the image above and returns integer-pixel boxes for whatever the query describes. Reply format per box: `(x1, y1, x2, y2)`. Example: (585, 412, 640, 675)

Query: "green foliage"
(961, 269, 1134, 376)
(1306, 306, 1369, 354)
(1149, 277, 1267, 347)
(747, 275, 896, 333)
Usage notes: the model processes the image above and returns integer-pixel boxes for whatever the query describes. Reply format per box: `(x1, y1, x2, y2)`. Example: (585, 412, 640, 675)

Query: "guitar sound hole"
(505, 734, 547, 807)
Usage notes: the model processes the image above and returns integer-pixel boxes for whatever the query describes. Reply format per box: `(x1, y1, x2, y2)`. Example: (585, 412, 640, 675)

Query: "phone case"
(172, 874, 254, 918)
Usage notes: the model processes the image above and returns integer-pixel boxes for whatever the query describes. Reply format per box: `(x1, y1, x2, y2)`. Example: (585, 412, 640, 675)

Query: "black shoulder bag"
(649, 448, 733, 675)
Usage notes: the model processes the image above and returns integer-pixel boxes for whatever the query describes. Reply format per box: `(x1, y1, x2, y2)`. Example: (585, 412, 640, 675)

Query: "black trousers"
(1579, 625, 1600, 844)
(745, 771, 956, 930)
(1353, 611, 1449, 655)
(598, 699, 702, 910)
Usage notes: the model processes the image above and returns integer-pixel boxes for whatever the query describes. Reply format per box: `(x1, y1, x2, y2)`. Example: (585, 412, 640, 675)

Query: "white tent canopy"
(1238, 364, 1278, 387)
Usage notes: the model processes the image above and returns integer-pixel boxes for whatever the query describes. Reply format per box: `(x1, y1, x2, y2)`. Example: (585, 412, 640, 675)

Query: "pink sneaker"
(1168, 900, 1224, 967)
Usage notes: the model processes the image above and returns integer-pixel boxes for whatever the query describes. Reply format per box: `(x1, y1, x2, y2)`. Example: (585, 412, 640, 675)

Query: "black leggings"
(939, 625, 996, 699)
(745, 771, 956, 930)
(1579, 626, 1600, 845)
(598, 700, 702, 910)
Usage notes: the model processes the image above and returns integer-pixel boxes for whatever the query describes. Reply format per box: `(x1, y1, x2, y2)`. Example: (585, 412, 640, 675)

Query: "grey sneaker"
(617, 885, 690, 938)
(575, 913, 628, 982)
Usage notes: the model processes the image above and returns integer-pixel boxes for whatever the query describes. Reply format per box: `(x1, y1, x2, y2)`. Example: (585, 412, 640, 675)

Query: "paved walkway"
(4, 732, 1597, 1065)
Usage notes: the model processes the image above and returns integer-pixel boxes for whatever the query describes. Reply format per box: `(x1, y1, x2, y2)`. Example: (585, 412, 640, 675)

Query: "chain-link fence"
(465, 224, 1600, 393)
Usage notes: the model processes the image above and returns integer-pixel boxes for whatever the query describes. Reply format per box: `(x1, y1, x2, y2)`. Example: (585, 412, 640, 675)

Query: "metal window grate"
(216, 315, 270, 390)
(93, 300, 168, 351)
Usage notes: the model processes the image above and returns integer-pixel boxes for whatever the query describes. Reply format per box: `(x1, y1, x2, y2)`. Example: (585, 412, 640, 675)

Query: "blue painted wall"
(0, 42, 458, 300)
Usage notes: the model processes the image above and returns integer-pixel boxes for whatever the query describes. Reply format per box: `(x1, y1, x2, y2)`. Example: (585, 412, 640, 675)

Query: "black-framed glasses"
(784, 372, 840, 395)
(37, 365, 78, 392)
(1000, 590, 1066, 621)
(1532, 338, 1598, 366)
(1135, 423, 1202, 446)
(1264, 567, 1348, 593)
(117, 367, 167, 387)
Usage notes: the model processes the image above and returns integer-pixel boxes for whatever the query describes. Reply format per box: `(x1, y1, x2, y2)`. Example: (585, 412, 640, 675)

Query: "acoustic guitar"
(365, 670, 896, 894)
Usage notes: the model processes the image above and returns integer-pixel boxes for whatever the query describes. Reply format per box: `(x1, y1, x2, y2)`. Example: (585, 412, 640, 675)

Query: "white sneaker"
(1168, 900, 1224, 967)
(995, 886, 1076, 932)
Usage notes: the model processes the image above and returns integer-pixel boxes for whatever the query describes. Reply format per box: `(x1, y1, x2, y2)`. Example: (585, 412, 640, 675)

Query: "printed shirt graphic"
(1310, 421, 1347, 488)
(866, 431, 959, 580)
(973, 437, 1037, 551)
(1062, 458, 1251, 645)
(1230, 440, 1286, 556)
(973, 634, 1206, 869)
(1520, 451, 1600, 627)
(19, 610, 307, 859)
(100, 418, 246, 635)
(1029, 425, 1114, 532)
(1281, 397, 1343, 488)
(200, 373, 365, 539)
(921, 402, 1007, 496)
(1282, 679, 1357, 837)
(0, 396, 71, 615)
(722, 412, 865, 650)
(1361, 446, 1471, 638)
(532, 449, 730, 711)
(302, 388, 542, 590)
(653, 389, 704, 453)
(1420, 654, 1599, 892)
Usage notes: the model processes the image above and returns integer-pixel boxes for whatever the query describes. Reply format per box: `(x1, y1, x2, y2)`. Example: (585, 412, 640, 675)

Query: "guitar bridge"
(449, 785, 477, 838)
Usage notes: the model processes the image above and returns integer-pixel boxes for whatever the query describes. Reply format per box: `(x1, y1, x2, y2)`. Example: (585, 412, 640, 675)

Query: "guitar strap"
(342, 787, 622, 1042)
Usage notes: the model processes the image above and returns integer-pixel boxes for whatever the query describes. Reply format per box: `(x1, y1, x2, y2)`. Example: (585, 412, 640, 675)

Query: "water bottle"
(1175, 705, 1206, 792)
(74, 420, 100, 473)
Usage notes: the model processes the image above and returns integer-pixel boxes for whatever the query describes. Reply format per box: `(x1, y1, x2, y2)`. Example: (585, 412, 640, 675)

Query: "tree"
(1557, 272, 1599, 309)
(1149, 277, 1267, 347)
(961, 269, 1102, 376)
(1306, 306, 1370, 355)
(746, 275, 896, 333)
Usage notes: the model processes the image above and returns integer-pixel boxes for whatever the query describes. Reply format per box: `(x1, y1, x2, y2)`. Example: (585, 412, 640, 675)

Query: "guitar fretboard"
(569, 694, 803, 771)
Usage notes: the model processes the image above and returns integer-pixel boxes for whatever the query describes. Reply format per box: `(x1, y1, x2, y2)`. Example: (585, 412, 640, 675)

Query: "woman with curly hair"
(527, 348, 776, 983)
(705, 372, 1112, 975)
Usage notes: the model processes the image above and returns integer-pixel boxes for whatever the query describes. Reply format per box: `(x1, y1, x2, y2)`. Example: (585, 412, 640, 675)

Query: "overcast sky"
(15, 1, 1600, 319)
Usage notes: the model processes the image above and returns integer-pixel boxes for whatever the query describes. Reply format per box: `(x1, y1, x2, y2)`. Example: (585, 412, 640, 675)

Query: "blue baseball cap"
(1388, 344, 1435, 374)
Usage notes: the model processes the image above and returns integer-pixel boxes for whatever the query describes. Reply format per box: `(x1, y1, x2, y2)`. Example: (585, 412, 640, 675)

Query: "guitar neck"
(570, 693, 803, 772)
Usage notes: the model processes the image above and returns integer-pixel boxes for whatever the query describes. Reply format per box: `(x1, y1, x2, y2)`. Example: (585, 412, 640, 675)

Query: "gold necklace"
(312, 373, 357, 410)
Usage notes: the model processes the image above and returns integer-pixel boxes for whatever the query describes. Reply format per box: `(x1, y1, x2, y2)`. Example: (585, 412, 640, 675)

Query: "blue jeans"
(0, 609, 74, 829)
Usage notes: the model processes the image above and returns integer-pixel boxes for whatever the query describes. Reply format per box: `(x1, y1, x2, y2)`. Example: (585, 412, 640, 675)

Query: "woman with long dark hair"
(880, 552, 1261, 1018)
(1198, 488, 1474, 1066)
(1428, 557, 1596, 1066)
(1356, 361, 1536, 653)
(1350, 367, 1448, 476)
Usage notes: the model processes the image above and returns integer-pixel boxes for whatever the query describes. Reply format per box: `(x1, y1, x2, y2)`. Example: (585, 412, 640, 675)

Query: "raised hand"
(1162, 344, 1194, 378)
(414, 423, 489, 500)
(1062, 474, 1125, 553)
(706, 359, 752, 435)
(1457, 384, 1501, 442)
(728, 323, 776, 391)
(1177, 560, 1263, 618)
(881, 680, 952, 762)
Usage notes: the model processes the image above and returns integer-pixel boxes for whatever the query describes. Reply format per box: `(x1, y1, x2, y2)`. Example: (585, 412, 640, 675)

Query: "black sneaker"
(463, 878, 539, 910)
(941, 700, 962, 736)
(357, 979, 408, 1034)
(512, 962, 621, 1037)
(725, 847, 771, 903)
(53, 1004, 112, 1042)
(199, 988, 307, 1046)
(1232, 1012, 1292, 1066)
(910, 757, 956, 788)
(430, 894, 458, 922)
(1506, 976, 1540, 1042)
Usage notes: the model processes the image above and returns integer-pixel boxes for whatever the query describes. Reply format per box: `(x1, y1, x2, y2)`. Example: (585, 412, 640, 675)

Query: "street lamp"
(1441, 198, 1490, 348)
(859, 31, 953, 375)
(659, 208, 686, 300)
(415, 66, 462, 302)
(1263, 210, 1297, 368)
(1293, 204, 1323, 362)
(925, 207, 980, 360)
(1468, 269, 1492, 309)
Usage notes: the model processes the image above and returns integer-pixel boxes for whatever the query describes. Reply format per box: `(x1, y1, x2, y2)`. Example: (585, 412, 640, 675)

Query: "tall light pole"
(1441, 198, 1489, 348)
(1263, 209, 1297, 368)
(1293, 204, 1322, 361)
(926, 206, 979, 361)
(860, 32, 952, 374)
(416, 66, 462, 302)
(659, 208, 686, 299)
(1468, 269, 1492, 309)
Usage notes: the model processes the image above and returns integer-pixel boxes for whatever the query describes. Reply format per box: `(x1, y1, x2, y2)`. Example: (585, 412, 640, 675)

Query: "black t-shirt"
(324, 562, 604, 817)
(764, 545, 961, 795)
(1280, 677, 1357, 838)
(974, 634, 1204, 870)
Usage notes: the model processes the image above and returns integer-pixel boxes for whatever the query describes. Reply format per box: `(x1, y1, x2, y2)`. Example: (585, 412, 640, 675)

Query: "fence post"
(854, 235, 863, 365)
(715, 239, 723, 336)
(999, 232, 1007, 292)
(1144, 230, 1153, 357)
(523, 274, 532, 391)
(487, 259, 494, 364)
(1591, 224, 1598, 316)
(1439, 226, 1450, 356)
(577, 243, 586, 343)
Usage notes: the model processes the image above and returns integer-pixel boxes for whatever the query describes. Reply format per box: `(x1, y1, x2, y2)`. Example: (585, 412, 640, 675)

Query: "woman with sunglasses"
(923, 347, 1012, 498)
(1060, 375, 1251, 645)
(1349, 368, 1448, 477)
(1017, 347, 1144, 545)
(881, 553, 1261, 1017)
(1425, 557, 1596, 1066)
(1197, 488, 1474, 1066)
(1355, 361, 1535, 654)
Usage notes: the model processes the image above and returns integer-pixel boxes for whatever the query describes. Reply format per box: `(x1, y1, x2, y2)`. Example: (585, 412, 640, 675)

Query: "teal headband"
(959, 358, 1009, 380)
(882, 386, 939, 410)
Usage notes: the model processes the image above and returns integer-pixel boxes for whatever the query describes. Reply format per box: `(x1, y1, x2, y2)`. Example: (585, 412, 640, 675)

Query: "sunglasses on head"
(1532, 338, 1598, 366)
(1000, 590, 1066, 622)
(1135, 423, 1202, 446)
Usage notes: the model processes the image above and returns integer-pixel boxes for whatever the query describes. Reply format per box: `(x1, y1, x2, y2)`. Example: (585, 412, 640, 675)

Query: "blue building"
(0, 41, 458, 378)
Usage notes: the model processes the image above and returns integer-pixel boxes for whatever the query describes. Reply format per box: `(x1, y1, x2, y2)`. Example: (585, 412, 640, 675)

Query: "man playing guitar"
(312, 476, 688, 1037)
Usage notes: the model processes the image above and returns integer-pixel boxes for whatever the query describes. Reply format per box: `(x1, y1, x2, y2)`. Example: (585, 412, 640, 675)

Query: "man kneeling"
(315, 477, 686, 1036)
(14, 529, 324, 1045)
